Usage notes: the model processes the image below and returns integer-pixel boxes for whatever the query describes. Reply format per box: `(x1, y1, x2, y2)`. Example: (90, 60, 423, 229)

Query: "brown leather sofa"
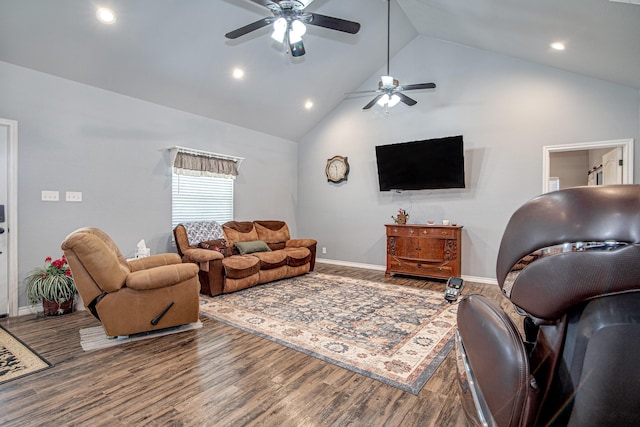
(61, 227, 201, 337)
(174, 220, 317, 296)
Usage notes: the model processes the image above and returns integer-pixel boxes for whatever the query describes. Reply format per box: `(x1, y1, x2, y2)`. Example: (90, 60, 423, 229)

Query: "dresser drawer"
(388, 257, 453, 279)
(387, 226, 456, 239)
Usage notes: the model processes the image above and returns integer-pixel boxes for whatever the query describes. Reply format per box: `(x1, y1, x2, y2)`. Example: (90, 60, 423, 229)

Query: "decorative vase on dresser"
(385, 224, 462, 280)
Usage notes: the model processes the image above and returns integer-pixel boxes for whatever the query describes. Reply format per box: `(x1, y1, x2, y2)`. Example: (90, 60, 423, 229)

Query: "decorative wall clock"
(326, 155, 350, 183)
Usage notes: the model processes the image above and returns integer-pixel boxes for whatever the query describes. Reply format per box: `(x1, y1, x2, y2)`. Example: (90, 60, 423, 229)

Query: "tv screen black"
(375, 136, 465, 191)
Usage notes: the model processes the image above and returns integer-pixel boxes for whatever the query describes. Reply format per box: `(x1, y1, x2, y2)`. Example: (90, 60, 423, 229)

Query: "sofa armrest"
(125, 263, 199, 291)
(183, 248, 224, 263)
(286, 239, 317, 248)
(286, 239, 317, 271)
(128, 253, 182, 272)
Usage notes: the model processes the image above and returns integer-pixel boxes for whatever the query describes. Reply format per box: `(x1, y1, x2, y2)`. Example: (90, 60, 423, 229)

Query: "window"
(170, 147, 243, 229)
(172, 174, 234, 229)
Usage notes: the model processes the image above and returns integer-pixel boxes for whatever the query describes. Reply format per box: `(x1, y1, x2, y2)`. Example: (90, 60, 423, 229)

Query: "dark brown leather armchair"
(61, 227, 201, 337)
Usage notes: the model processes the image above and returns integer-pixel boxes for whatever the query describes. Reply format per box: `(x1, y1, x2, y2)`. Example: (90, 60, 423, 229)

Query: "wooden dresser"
(385, 224, 463, 280)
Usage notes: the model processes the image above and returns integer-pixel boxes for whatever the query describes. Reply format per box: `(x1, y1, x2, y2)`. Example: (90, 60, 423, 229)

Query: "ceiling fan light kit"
(226, 0, 361, 57)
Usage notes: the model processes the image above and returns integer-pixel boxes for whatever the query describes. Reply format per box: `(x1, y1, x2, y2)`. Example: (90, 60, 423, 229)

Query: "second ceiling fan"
(349, 0, 436, 111)
(225, 0, 361, 57)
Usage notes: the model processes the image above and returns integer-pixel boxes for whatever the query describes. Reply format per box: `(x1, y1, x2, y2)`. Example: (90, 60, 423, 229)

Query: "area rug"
(199, 272, 457, 394)
(79, 321, 203, 351)
(0, 324, 51, 385)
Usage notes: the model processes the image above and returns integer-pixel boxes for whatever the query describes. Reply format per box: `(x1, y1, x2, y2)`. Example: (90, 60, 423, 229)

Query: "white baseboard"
(315, 258, 498, 285)
(316, 258, 386, 271)
(18, 296, 86, 317)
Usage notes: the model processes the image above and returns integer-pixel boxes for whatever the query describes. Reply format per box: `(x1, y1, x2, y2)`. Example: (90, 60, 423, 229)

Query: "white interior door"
(602, 147, 623, 185)
(0, 124, 8, 315)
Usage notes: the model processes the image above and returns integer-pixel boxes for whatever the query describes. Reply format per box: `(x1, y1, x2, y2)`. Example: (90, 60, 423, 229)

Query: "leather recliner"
(61, 227, 201, 337)
(455, 185, 640, 426)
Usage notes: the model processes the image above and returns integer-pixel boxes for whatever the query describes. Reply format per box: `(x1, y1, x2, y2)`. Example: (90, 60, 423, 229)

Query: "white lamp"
(289, 20, 306, 43)
(377, 94, 390, 106)
(388, 94, 401, 107)
(271, 18, 287, 42)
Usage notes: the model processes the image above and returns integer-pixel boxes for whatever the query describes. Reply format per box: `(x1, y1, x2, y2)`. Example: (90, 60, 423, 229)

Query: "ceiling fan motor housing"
(379, 77, 399, 89)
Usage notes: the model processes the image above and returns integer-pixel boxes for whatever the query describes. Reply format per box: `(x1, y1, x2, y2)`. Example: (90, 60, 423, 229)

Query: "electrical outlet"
(322, 247, 327, 254)
(66, 191, 82, 202)
(41, 190, 59, 201)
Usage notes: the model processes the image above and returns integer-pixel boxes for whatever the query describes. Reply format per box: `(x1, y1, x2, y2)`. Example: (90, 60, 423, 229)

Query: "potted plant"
(25, 254, 77, 316)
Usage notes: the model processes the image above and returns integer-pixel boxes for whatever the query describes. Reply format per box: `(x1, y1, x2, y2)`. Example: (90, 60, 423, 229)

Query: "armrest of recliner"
(183, 248, 224, 263)
(128, 253, 182, 272)
(125, 263, 199, 291)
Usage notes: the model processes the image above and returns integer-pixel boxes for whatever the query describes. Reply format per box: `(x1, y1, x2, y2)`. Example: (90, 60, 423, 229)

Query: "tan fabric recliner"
(61, 227, 200, 337)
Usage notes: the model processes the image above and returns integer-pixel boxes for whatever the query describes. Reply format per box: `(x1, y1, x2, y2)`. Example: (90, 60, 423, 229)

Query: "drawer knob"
(409, 229, 414, 234)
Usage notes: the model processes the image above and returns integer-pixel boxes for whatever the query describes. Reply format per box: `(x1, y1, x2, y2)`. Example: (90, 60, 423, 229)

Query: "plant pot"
(42, 298, 74, 316)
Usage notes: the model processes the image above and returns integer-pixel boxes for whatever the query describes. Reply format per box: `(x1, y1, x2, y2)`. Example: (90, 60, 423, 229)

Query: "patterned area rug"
(0, 324, 51, 385)
(199, 272, 457, 394)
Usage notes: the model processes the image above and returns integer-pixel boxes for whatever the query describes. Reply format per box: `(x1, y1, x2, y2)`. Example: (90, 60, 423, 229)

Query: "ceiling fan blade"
(247, 0, 276, 6)
(397, 92, 417, 106)
(364, 95, 384, 110)
(345, 89, 379, 95)
(307, 13, 361, 34)
(225, 17, 273, 39)
(400, 82, 436, 91)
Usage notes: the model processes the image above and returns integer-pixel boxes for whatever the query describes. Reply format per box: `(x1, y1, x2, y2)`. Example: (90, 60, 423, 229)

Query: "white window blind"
(171, 174, 234, 229)
(170, 147, 242, 229)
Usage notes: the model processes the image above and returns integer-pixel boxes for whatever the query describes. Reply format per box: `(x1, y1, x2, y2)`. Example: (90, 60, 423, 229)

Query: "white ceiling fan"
(346, 0, 436, 111)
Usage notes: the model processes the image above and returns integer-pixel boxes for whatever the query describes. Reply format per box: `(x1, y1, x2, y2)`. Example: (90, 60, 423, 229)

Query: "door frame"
(0, 118, 18, 317)
(542, 138, 634, 193)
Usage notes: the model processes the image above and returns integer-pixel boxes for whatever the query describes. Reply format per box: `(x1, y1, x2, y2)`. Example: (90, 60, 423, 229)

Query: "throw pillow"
(234, 240, 272, 255)
(199, 239, 228, 256)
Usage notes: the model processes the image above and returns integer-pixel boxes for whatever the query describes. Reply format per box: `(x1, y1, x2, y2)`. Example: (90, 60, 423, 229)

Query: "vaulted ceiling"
(1, 0, 638, 141)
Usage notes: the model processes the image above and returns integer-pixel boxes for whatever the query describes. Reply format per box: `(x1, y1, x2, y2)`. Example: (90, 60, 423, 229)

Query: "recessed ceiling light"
(96, 7, 117, 24)
(232, 68, 245, 79)
(550, 42, 565, 51)
(304, 100, 314, 110)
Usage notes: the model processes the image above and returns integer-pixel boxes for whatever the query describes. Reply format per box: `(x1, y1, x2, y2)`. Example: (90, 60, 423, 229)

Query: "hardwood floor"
(0, 264, 512, 426)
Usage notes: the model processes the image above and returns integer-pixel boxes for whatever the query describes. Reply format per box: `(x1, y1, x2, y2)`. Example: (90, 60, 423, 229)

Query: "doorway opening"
(542, 139, 634, 193)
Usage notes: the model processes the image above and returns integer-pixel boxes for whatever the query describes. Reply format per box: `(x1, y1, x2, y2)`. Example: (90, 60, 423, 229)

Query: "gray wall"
(0, 61, 299, 307)
(298, 35, 640, 280)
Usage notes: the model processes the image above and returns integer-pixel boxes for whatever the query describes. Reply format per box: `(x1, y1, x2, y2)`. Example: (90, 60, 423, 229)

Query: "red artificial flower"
(45, 256, 52, 263)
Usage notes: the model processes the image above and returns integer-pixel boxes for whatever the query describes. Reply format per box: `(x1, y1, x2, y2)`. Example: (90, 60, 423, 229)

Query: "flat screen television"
(375, 135, 465, 191)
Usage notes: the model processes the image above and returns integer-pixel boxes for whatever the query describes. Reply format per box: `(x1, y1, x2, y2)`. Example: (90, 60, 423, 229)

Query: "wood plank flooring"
(0, 264, 514, 426)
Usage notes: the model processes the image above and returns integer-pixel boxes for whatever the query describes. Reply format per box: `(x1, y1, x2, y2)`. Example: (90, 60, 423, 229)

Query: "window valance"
(171, 146, 244, 178)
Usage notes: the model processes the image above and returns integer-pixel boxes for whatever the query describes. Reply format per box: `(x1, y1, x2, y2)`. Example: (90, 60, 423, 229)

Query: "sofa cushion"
(254, 221, 290, 244)
(284, 247, 312, 267)
(223, 221, 259, 249)
(251, 250, 288, 270)
(222, 255, 260, 279)
(182, 221, 224, 246)
(235, 240, 271, 255)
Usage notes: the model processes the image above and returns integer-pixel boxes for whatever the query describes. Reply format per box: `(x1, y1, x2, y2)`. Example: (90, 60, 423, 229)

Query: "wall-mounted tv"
(375, 135, 465, 191)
